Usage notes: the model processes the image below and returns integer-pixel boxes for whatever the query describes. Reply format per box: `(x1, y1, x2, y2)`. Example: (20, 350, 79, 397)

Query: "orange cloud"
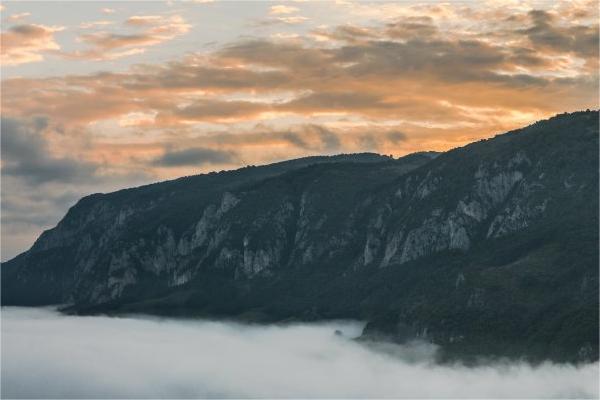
(1, 24, 63, 66)
(256, 4, 308, 27)
(269, 5, 299, 15)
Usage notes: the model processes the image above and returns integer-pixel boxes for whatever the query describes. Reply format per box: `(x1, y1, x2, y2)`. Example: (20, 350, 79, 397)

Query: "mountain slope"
(2, 110, 598, 363)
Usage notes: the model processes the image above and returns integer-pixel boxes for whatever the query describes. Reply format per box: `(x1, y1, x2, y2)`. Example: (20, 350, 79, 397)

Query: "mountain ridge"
(2, 110, 598, 363)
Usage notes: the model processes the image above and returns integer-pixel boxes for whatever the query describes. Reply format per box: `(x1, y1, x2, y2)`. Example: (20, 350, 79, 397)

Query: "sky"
(1, 0, 598, 260)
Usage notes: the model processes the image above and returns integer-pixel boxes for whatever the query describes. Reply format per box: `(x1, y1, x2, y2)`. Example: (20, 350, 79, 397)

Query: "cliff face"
(2, 111, 598, 363)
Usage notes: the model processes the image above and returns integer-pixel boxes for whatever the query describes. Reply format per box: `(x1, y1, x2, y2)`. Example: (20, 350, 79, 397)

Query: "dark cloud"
(520, 9, 599, 59)
(203, 123, 344, 154)
(357, 134, 378, 151)
(153, 147, 236, 167)
(218, 39, 331, 71)
(386, 131, 407, 143)
(333, 39, 509, 85)
(124, 64, 289, 92)
(79, 32, 156, 50)
(199, 123, 410, 156)
(385, 16, 438, 39)
(281, 131, 310, 150)
(203, 124, 344, 153)
(0, 171, 93, 260)
(313, 25, 378, 43)
(281, 92, 393, 113)
(299, 124, 341, 152)
(1, 117, 98, 185)
(0, 188, 80, 228)
(9, 24, 48, 36)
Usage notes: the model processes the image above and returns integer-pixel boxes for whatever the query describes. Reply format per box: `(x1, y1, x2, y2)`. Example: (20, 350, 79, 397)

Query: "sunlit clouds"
(1, 0, 598, 259)
(1, 24, 64, 65)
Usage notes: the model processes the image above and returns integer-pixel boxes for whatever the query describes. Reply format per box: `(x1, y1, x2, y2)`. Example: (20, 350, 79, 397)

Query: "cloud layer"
(1, 307, 598, 399)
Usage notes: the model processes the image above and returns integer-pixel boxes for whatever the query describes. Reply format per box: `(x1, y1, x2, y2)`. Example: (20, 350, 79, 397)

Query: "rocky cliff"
(2, 111, 598, 363)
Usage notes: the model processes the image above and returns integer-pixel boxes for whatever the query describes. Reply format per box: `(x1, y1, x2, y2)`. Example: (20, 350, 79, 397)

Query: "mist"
(1, 307, 598, 399)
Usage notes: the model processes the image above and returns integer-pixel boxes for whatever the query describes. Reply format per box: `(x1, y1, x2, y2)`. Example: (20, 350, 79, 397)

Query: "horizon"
(1, 0, 599, 259)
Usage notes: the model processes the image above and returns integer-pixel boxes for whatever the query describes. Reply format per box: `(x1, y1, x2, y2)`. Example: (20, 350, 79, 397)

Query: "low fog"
(1, 307, 598, 398)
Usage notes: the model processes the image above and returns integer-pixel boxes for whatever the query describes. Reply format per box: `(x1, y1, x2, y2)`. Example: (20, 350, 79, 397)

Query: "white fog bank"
(1, 307, 598, 398)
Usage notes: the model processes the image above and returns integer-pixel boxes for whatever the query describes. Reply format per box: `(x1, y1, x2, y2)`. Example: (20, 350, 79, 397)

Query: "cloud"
(255, 15, 308, 26)
(79, 20, 115, 29)
(202, 123, 411, 158)
(1, 188, 81, 227)
(0, 117, 155, 260)
(312, 24, 378, 43)
(0, 117, 98, 185)
(101, 8, 115, 14)
(255, 4, 308, 27)
(4, 6, 596, 129)
(67, 15, 191, 60)
(1, 308, 598, 398)
(126, 15, 165, 26)
(280, 91, 395, 114)
(158, 98, 271, 125)
(0, 180, 83, 260)
(79, 32, 156, 50)
(153, 147, 236, 167)
(0, 117, 157, 259)
(386, 130, 407, 143)
(7, 12, 31, 22)
(519, 9, 599, 60)
(0, 23, 63, 65)
(276, 16, 308, 24)
(269, 5, 299, 15)
(281, 124, 341, 152)
(385, 16, 438, 39)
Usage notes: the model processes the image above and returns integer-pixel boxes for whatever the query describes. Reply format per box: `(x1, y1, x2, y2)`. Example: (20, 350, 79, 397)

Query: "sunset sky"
(1, 0, 598, 259)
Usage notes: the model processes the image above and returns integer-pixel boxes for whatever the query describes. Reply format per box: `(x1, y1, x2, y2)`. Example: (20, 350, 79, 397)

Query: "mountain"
(2, 111, 598, 363)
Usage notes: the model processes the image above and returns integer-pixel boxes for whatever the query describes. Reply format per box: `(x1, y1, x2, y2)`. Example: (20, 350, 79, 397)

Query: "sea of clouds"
(1, 307, 598, 398)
